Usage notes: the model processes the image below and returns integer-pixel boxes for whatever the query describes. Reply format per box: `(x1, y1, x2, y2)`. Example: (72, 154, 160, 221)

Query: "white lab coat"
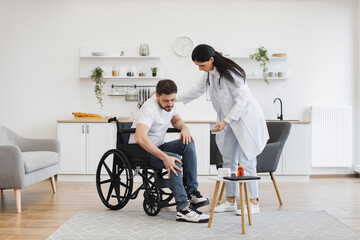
(177, 69, 269, 160)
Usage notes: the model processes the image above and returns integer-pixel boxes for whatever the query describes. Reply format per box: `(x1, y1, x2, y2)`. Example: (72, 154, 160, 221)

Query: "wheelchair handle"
(108, 117, 118, 123)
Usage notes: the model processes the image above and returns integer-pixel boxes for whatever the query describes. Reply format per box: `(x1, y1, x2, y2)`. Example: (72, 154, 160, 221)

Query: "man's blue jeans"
(147, 139, 198, 211)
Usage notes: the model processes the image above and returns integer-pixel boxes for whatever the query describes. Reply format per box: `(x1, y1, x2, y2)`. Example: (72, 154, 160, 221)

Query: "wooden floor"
(0, 176, 359, 240)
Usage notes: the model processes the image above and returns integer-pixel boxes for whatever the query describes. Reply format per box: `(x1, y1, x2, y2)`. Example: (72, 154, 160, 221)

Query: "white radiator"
(311, 106, 352, 167)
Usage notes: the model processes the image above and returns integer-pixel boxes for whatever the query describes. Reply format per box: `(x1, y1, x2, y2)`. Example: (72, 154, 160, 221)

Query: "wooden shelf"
(247, 77, 289, 80)
(79, 46, 162, 81)
(229, 56, 289, 60)
(80, 76, 161, 80)
(80, 56, 160, 59)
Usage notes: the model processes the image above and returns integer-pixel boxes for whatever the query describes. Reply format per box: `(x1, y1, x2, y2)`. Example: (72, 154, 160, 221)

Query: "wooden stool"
(208, 176, 260, 234)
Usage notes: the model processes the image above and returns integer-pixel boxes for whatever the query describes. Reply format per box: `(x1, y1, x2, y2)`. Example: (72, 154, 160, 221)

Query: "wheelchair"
(95, 117, 180, 216)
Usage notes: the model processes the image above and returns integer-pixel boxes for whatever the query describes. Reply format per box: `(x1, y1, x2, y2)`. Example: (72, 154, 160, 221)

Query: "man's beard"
(158, 101, 173, 112)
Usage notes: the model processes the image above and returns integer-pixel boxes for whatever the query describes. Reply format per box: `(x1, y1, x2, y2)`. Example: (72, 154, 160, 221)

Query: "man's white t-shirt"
(129, 95, 178, 147)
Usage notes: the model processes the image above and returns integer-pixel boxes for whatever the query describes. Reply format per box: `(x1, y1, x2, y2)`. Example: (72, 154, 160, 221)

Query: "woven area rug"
(47, 210, 360, 240)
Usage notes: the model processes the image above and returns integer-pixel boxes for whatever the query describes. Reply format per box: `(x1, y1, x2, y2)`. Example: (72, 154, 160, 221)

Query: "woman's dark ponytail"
(192, 44, 246, 85)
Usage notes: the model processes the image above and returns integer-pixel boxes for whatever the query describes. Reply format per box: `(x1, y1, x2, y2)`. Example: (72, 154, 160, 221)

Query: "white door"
(186, 123, 210, 175)
(86, 123, 116, 174)
(58, 123, 86, 174)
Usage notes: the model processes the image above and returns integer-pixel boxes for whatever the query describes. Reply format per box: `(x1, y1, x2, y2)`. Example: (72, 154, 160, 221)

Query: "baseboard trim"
(310, 174, 359, 178)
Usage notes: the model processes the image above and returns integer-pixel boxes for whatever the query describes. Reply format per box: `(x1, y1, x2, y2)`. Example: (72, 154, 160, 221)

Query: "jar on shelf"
(112, 66, 119, 77)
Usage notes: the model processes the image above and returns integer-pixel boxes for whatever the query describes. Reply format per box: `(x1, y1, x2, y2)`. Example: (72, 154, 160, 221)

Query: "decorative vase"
(139, 44, 150, 56)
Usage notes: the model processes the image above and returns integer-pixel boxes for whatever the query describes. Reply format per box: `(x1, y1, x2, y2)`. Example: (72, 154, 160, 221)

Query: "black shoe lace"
(191, 190, 202, 198)
(188, 205, 202, 215)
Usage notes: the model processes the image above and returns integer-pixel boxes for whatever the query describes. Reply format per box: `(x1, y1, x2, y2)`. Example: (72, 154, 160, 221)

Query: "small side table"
(208, 176, 261, 234)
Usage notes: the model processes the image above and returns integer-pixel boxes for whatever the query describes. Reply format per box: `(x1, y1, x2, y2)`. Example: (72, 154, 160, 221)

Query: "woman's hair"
(191, 44, 246, 84)
(156, 79, 178, 95)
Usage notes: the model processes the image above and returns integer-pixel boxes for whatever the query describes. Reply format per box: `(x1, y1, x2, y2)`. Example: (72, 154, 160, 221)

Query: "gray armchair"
(0, 125, 59, 213)
(257, 121, 292, 205)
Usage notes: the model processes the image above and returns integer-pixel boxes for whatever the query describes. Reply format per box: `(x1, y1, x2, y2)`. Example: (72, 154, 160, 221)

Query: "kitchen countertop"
(57, 118, 310, 124)
(266, 120, 310, 124)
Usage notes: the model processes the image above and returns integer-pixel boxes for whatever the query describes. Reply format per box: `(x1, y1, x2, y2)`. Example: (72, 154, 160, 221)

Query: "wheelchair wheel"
(155, 170, 174, 204)
(142, 169, 161, 216)
(160, 188, 174, 203)
(96, 149, 133, 210)
(143, 187, 161, 216)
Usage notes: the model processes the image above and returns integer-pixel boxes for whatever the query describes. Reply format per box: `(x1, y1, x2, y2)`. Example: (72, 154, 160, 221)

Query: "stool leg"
(208, 181, 220, 228)
(218, 182, 225, 202)
(244, 183, 252, 225)
(239, 182, 245, 234)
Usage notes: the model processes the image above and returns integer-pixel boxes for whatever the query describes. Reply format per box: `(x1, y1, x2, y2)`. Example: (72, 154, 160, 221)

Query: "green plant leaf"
(249, 45, 270, 85)
(90, 67, 106, 109)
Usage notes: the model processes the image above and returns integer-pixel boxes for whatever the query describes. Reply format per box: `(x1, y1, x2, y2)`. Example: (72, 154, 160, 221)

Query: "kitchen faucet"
(273, 98, 283, 120)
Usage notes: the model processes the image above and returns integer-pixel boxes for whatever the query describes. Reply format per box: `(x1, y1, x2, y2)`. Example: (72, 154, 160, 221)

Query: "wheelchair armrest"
(119, 128, 181, 134)
(118, 128, 136, 134)
(166, 128, 181, 133)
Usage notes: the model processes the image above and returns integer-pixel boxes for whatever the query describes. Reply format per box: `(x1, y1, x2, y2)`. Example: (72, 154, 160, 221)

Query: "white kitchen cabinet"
(279, 123, 310, 175)
(58, 121, 209, 179)
(57, 123, 86, 174)
(57, 121, 310, 179)
(57, 123, 116, 174)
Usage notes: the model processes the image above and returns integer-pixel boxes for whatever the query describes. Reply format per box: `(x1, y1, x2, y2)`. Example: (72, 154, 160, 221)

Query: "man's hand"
(179, 126, 194, 145)
(163, 155, 182, 178)
(211, 120, 227, 132)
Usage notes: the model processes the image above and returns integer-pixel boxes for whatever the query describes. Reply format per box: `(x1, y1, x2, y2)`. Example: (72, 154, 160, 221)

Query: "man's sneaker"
(188, 190, 210, 208)
(214, 200, 237, 213)
(235, 202, 260, 216)
(176, 206, 209, 223)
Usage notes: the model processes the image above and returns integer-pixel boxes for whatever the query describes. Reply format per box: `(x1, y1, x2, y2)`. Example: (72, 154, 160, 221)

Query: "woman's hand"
(179, 126, 194, 145)
(211, 120, 227, 132)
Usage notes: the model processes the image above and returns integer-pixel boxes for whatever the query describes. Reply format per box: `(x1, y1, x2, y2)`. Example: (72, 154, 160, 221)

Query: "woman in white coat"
(177, 44, 269, 215)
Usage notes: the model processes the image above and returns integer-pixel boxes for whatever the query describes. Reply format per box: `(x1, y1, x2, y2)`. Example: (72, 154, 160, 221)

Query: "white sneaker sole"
(214, 208, 236, 213)
(235, 208, 260, 216)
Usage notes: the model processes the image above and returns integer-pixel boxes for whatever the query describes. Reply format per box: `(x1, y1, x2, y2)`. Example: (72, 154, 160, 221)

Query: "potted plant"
(250, 45, 270, 84)
(151, 67, 157, 77)
(90, 67, 106, 109)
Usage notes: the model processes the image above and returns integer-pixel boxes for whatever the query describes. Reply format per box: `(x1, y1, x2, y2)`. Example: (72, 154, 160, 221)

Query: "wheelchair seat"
(95, 117, 180, 216)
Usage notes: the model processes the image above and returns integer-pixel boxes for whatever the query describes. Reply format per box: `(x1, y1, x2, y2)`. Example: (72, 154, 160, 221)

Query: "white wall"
(0, 0, 357, 167)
